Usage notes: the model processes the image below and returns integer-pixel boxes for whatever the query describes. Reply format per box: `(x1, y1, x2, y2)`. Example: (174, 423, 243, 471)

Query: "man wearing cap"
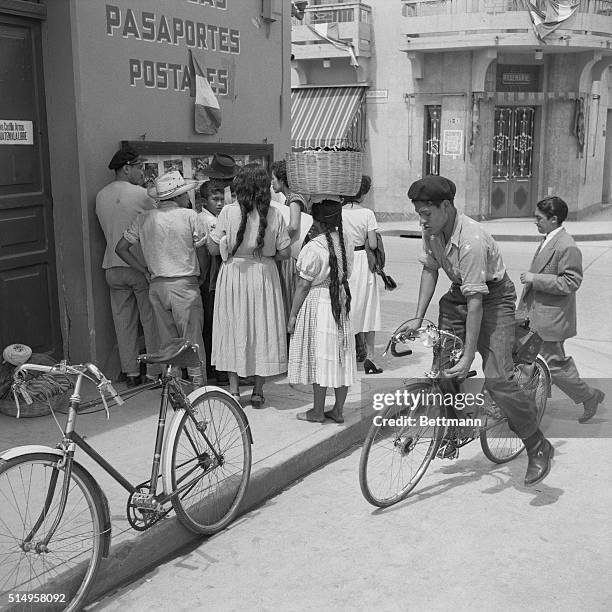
(115, 171, 207, 385)
(399, 175, 554, 487)
(96, 147, 159, 387)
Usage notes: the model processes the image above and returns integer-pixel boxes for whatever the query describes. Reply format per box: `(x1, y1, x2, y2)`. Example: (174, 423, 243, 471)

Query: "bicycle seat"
(138, 338, 201, 368)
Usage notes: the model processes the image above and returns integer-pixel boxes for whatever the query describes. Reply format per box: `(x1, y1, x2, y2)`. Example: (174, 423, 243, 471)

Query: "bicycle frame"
(18, 364, 225, 548)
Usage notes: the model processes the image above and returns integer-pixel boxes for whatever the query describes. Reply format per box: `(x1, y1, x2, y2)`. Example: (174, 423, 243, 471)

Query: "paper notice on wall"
(443, 130, 463, 157)
(0, 120, 33, 145)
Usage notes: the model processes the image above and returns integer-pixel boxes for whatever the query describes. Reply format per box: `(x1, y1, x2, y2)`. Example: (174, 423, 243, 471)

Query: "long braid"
(232, 166, 271, 257)
(255, 198, 269, 257)
(337, 218, 352, 316)
(324, 228, 342, 327)
(231, 204, 250, 256)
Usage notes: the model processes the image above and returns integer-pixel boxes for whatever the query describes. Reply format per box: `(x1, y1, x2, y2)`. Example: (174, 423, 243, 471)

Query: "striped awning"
(291, 86, 366, 150)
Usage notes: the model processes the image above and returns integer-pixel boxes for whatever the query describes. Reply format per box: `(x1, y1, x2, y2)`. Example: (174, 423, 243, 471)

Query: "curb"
(88, 412, 371, 603)
(379, 229, 612, 242)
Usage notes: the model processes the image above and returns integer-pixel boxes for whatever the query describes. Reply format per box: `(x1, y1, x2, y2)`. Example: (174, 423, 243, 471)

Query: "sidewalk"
(0, 344, 414, 602)
(379, 206, 612, 242)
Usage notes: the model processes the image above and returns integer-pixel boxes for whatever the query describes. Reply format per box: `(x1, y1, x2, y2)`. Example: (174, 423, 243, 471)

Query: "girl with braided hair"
(208, 166, 291, 407)
(288, 199, 356, 423)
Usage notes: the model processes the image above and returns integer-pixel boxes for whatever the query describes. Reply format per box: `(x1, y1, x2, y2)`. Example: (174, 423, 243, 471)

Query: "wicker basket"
(0, 388, 71, 418)
(286, 151, 363, 196)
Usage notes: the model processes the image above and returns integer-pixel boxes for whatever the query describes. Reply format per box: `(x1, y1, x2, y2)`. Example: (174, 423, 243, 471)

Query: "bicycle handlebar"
(12, 361, 124, 408)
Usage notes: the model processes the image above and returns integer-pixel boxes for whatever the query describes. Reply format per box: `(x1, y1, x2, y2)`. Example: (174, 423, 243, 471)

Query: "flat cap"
(407, 175, 456, 202)
(108, 147, 142, 170)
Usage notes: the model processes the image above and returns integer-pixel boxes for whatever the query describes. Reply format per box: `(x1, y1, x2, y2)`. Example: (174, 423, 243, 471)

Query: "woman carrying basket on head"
(287, 199, 356, 424)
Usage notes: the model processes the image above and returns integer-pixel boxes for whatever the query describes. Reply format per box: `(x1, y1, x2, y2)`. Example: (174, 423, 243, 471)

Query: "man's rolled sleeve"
(123, 219, 141, 245)
(192, 212, 208, 248)
(458, 241, 489, 296)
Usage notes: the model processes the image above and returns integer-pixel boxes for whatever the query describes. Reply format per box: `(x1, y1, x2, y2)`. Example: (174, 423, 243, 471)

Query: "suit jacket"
(518, 227, 582, 341)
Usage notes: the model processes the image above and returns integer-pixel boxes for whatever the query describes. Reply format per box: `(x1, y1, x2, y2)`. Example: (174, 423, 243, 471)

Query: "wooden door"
(0, 15, 61, 355)
(490, 106, 536, 218)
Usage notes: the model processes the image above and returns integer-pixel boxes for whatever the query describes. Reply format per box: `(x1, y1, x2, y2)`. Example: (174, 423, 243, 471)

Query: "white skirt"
(288, 286, 356, 388)
(349, 250, 381, 333)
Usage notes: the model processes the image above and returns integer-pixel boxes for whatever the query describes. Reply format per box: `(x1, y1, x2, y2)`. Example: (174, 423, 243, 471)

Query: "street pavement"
(1, 216, 611, 606)
(87, 438, 612, 612)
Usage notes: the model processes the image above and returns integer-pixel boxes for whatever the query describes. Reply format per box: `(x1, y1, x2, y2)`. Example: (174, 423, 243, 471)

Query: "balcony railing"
(401, 0, 612, 18)
(292, 2, 372, 27)
(400, 0, 612, 51)
(292, 1, 372, 58)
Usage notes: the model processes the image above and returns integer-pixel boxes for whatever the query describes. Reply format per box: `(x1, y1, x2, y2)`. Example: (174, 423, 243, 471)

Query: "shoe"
(524, 436, 554, 487)
(324, 409, 344, 424)
(579, 389, 605, 424)
(296, 410, 324, 423)
(250, 393, 265, 409)
(126, 375, 142, 388)
(363, 359, 383, 375)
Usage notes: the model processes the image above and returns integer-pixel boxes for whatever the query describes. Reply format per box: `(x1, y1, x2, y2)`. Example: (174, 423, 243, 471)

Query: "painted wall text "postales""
(105, 4, 240, 93)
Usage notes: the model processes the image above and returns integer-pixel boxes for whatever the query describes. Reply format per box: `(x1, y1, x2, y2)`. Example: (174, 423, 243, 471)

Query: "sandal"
(250, 393, 265, 409)
(324, 409, 344, 424)
(296, 410, 325, 423)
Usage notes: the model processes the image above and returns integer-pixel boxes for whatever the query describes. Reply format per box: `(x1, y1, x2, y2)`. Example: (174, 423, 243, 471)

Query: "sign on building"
(0, 120, 33, 145)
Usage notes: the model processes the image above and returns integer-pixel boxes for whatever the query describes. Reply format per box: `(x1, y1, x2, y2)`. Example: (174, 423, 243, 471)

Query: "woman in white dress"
(341, 176, 383, 374)
(288, 199, 356, 423)
(208, 166, 291, 408)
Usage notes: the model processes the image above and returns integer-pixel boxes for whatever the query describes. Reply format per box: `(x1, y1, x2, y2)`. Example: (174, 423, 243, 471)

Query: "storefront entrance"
(490, 106, 536, 218)
(0, 13, 61, 354)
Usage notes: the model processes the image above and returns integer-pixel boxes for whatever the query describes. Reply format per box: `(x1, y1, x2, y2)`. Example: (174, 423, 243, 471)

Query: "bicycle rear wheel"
(359, 383, 444, 508)
(167, 391, 251, 535)
(0, 453, 105, 612)
(480, 357, 550, 463)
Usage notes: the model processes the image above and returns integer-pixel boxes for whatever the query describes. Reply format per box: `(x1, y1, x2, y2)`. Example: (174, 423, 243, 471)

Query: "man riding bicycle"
(397, 175, 553, 487)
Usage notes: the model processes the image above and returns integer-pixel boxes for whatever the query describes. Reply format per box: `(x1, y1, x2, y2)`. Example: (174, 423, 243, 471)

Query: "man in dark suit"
(519, 196, 605, 423)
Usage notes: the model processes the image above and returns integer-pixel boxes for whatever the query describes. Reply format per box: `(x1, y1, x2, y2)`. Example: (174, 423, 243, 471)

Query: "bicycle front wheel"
(359, 382, 444, 508)
(168, 391, 252, 535)
(480, 357, 550, 463)
(0, 453, 105, 612)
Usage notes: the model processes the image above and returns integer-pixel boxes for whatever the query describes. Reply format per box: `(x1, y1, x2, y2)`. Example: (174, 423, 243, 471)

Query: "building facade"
(0, 0, 291, 368)
(291, 0, 612, 220)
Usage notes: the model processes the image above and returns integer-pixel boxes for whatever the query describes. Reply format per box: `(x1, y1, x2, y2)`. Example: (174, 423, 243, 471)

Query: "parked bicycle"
(359, 319, 550, 508)
(0, 338, 252, 612)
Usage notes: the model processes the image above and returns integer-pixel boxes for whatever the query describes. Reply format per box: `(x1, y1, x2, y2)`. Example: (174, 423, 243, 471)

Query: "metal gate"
(490, 106, 536, 218)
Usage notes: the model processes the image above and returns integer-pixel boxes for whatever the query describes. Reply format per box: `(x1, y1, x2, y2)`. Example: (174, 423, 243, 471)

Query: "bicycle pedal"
(437, 441, 459, 460)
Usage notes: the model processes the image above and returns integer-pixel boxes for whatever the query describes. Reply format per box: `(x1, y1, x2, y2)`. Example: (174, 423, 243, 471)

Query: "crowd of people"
(96, 147, 384, 421)
(96, 147, 605, 486)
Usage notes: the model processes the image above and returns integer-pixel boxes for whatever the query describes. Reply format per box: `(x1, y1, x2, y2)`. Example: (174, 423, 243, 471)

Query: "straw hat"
(147, 171, 202, 201)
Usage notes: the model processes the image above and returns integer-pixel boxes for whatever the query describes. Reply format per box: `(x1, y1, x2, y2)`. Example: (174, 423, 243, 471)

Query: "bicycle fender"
(0, 446, 112, 558)
(536, 355, 552, 398)
(187, 386, 254, 444)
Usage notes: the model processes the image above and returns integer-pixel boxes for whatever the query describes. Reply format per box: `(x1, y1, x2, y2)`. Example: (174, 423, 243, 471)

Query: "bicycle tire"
(167, 391, 252, 535)
(0, 453, 105, 612)
(359, 382, 444, 508)
(480, 357, 550, 464)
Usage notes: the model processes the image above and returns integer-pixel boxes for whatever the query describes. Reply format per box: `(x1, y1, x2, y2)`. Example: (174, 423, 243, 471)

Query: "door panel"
(490, 106, 536, 218)
(0, 16, 61, 355)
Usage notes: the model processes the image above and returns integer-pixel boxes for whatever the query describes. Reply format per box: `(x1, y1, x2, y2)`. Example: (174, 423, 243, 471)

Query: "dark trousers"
(202, 288, 215, 374)
(438, 276, 539, 440)
(540, 340, 593, 404)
